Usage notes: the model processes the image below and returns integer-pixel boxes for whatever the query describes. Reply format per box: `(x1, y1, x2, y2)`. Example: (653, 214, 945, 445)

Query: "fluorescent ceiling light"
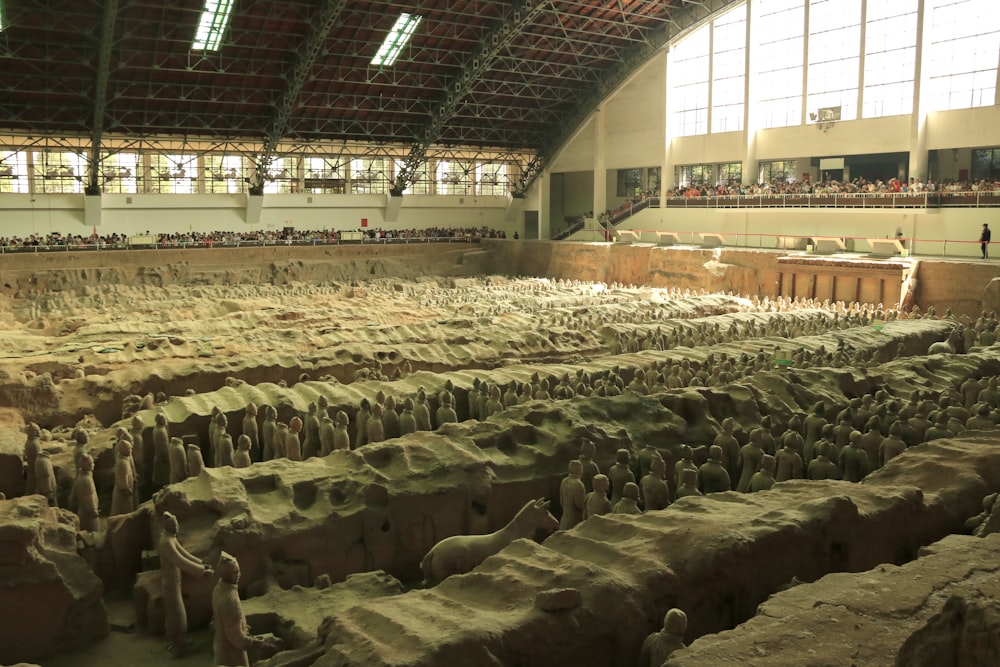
(192, 0, 236, 51)
(372, 13, 422, 67)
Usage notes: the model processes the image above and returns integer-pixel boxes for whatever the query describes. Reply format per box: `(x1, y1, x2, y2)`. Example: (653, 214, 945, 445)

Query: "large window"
(758, 159, 799, 184)
(669, 24, 710, 137)
(712, 4, 748, 133)
(304, 156, 346, 194)
(0, 150, 29, 193)
(925, 0, 1000, 112)
(677, 164, 713, 188)
(150, 154, 197, 194)
(476, 162, 507, 196)
(863, 0, 918, 118)
(34, 151, 86, 194)
(718, 162, 742, 186)
(437, 160, 470, 195)
(617, 168, 643, 197)
(754, 0, 805, 128)
(351, 158, 390, 194)
(259, 156, 297, 194)
(972, 148, 1000, 182)
(101, 152, 140, 194)
(806, 0, 861, 122)
(206, 154, 246, 194)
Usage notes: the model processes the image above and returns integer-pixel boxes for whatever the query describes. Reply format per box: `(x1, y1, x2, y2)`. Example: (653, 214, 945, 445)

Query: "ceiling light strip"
(372, 13, 423, 66)
(192, 0, 236, 51)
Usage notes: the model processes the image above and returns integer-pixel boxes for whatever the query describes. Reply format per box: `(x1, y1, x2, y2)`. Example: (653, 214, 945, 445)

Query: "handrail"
(591, 229, 1000, 259)
(654, 190, 1000, 209)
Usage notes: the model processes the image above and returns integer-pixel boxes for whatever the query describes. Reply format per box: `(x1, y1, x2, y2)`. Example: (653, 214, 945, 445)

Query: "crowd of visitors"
(668, 177, 1000, 198)
(0, 226, 506, 251)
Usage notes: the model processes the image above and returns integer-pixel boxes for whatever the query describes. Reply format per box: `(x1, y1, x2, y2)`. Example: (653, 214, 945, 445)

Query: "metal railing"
(660, 191, 1000, 210)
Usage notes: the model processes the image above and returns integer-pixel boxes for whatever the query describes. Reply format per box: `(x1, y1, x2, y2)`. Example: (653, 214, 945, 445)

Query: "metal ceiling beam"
(87, 0, 119, 193)
(391, 0, 552, 195)
(512, 0, 741, 196)
(249, 0, 348, 194)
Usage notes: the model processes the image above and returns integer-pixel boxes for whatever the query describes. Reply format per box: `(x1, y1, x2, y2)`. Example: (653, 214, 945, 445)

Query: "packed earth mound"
(2, 243, 1000, 667)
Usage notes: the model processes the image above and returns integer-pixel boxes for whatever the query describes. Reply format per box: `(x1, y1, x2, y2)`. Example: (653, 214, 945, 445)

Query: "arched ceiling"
(0, 0, 738, 191)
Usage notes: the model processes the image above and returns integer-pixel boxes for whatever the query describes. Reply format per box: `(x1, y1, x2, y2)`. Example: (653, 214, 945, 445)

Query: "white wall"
(0, 192, 516, 239)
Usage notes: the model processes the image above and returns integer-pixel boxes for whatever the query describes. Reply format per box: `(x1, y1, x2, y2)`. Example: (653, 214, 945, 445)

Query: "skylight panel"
(0, 0, 7, 33)
(371, 13, 422, 67)
(192, 0, 236, 51)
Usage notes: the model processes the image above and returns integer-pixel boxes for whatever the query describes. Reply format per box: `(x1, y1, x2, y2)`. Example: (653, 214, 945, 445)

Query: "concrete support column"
(593, 105, 607, 219)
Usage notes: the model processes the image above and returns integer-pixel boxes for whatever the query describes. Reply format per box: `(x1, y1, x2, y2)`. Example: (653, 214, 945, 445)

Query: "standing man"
(981, 223, 991, 259)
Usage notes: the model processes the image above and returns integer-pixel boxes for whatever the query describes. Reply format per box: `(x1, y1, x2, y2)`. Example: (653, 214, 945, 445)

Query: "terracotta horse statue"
(927, 326, 964, 355)
(421, 498, 558, 586)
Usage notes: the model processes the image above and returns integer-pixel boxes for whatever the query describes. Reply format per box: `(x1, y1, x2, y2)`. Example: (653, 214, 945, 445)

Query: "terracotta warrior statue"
(158, 511, 213, 657)
(638, 608, 688, 667)
(212, 552, 264, 667)
(558, 460, 586, 530)
(584, 474, 613, 518)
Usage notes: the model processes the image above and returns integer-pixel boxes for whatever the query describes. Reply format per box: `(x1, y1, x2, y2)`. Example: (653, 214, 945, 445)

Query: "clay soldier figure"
(381, 396, 400, 440)
(578, 440, 601, 492)
(303, 402, 321, 458)
(559, 460, 586, 530)
(212, 552, 264, 667)
(187, 443, 205, 477)
(234, 435, 252, 468)
(749, 454, 777, 492)
(839, 431, 871, 482)
(879, 423, 907, 467)
(261, 405, 278, 461)
(398, 398, 417, 436)
(152, 412, 171, 489)
(807, 442, 840, 480)
(736, 429, 765, 493)
(435, 392, 458, 427)
(484, 385, 504, 419)
(698, 445, 731, 494)
(366, 404, 385, 444)
(608, 449, 636, 506)
(713, 418, 740, 488)
(638, 608, 688, 667)
(286, 417, 303, 460)
(636, 441, 661, 481)
(468, 378, 482, 420)
(24, 422, 41, 494)
(774, 440, 804, 482)
(964, 403, 994, 432)
(675, 468, 703, 499)
(673, 445, 698, 495)
(75, 453, 100, 533)
(319, 414, 337, 455)
(612, 481, 642, 515)
(333, 411, 352, 451)
(274, 422, 289, 459)
(355, 398, 372, 447)
(802, 402, 827, 464)
(158, 511, 213, 657)
(584, 474, 613, 518)
(641, 456, 671, 511)
(35, 449, 57, 507)
(168, 437, 188, 484)
(413, 389, 433, 431)
(241, 403, 260, 463)
(437, 379, 455, 413)
(502, 381, 519, 410)
(208, 407, 225, 468)
(217, 431, 235, 468)
(110, 439, 135, 516)
(131, 414, 148, 490)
